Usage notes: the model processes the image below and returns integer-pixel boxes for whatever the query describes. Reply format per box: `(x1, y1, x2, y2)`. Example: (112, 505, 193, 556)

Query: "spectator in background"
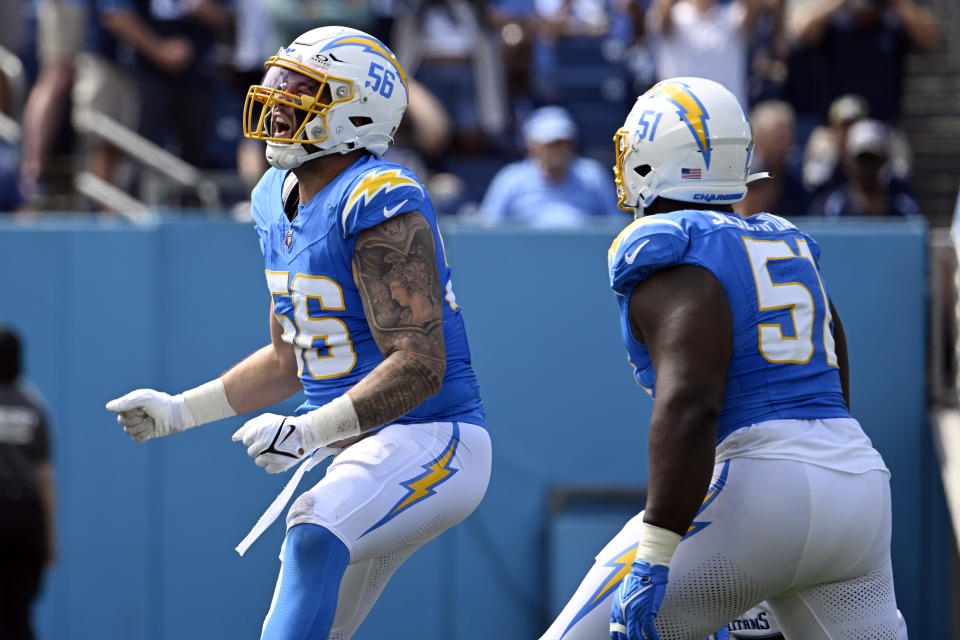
(529, 0, 638, 109)
(487, 0, 537, 131)
(810, 118, 921, 217)
(478, 105, 623, 227)
(646, 0, 767, 108)
(384, 78, 455, 191)
(0, 0, 28, 117)
(803, 93, 913, 198)
(101, 0, 233, 170)
(19, 0, 89, 202)
(0, 141, 21, 212)
(802, 93, 869, 196)
(71, 0, 140, 199)
(0, 327, 57, 640)
(392, 0, 509, 154)
(231, 0, 275, 200)
(791, 0, 937, 124)
(0, 0, 24, 213)
(746, 0, 787, 104)
(264, 0, 378, 49)
(735, 100, 810, 217)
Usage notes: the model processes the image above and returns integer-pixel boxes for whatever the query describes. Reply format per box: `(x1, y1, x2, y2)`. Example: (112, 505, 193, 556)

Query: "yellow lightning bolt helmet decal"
(359, 424, 461, 538)
(648, 81, 711, 168)
(344, 169, 421, 219)
(321, 35, 408, 92)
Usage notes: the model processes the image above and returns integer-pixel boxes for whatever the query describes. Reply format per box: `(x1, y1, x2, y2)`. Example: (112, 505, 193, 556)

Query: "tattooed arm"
(346, 211, 446, 430)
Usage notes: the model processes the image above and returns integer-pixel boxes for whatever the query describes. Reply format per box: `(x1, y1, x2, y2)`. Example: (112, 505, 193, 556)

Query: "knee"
(284, 524, 346, 564)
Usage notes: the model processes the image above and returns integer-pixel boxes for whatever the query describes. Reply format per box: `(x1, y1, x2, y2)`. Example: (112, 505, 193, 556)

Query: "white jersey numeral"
(265, 271, 357, 379)
(742, 237, 838, 366)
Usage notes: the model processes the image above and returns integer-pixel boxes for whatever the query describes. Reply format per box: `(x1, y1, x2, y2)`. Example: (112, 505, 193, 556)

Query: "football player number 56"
(266, 271, 357, 379)
(742, 237, 838, 367)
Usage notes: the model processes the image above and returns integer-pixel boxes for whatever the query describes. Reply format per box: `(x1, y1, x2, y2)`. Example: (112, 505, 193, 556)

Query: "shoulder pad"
(340, 165, 425, 237)
(608, 214, 691, 296)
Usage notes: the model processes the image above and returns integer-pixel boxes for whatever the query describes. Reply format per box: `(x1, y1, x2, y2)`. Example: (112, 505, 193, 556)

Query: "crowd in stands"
(0, 0, 941, 224)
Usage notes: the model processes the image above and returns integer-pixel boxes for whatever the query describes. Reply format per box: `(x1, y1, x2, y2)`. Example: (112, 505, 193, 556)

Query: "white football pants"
(540, 456, 901, 640)
(271, 421, 491, 640)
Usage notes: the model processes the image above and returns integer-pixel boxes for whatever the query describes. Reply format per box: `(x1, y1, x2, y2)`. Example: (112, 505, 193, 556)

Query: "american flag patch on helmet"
(681, 168, 701, 179)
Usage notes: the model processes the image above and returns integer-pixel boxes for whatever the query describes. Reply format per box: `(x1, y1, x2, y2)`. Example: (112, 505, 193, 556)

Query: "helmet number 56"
(365, 62, 395, 99)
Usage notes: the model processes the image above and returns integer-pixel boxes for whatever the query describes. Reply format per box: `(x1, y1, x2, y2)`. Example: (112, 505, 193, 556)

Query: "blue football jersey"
(608, 209, 851, 443)
(250, 154, 485, 427)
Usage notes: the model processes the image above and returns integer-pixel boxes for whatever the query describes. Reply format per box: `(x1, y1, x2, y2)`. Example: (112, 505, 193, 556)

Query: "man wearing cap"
(802, 93, 912, 198)
(810, 118, 921, 217)
(478, 105, 624, 227)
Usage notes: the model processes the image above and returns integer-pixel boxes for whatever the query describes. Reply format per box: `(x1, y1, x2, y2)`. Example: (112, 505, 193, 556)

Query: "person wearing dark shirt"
(0, 327, 56, 640)
(792, 0, 937, 123)
(810, 119, 921, 218)
(101, 0, 234, 169)
(734, 99, 811, 218)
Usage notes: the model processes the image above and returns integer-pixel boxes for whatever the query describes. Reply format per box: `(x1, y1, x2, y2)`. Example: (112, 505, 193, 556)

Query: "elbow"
(653, 391, 723, 441)
(424, 355, 446, 397)
(403, 349, 446, 398)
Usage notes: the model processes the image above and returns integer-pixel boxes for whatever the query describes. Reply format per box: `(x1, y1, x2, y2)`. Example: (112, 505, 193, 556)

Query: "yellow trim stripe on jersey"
(343, 169, 422, 226)
(608, 217, 688, 262)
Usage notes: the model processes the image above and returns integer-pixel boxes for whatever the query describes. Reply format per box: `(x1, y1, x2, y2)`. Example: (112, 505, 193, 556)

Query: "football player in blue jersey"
(538, 77, 906, 640)
(106, 26, 491, 640)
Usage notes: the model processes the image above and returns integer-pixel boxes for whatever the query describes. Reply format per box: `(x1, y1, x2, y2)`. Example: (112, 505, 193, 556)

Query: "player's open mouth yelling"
(272, 111, 293, 139)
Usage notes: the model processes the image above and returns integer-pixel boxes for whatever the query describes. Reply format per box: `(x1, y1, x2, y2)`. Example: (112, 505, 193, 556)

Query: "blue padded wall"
(0, 216, 947, 639)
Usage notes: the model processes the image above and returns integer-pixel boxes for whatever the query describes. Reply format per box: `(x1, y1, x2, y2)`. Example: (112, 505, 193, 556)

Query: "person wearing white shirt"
(646, 0, 763, 108)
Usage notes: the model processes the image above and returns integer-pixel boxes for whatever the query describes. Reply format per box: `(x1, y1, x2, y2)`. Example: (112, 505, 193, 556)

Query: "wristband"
(300, 394, 360, 452)
(180, 378, 237, 428)
(636, 521, 683, 567)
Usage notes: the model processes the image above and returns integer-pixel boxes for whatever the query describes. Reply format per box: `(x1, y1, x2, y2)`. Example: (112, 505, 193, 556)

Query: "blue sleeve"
(340, 165, 426, 237)
(608, 215, 691, 296)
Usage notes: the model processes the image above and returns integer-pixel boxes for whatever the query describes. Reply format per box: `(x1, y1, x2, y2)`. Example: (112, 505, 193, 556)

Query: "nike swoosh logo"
(383, 199, 408, 218)
(624, 239, 651, 264)
(278, 424, 296, 446)
(260, 420, 299, 459)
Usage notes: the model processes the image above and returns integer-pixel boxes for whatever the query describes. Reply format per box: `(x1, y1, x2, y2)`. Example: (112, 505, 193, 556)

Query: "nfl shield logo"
(284, 230, 293, 247)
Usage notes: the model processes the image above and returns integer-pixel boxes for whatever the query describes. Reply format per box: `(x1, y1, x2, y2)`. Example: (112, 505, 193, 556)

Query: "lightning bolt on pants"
(273, 421, 492, 640)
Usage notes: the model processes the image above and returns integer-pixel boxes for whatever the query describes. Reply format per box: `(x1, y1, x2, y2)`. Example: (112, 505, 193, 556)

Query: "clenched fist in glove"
(231, 413, 337, 473)
(106, 379, 236, 442)
(231, 395, 359, 473)
(106, 388, 197, 442)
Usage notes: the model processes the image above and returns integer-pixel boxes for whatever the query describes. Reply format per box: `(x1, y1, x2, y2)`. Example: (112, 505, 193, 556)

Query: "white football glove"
(106, 388, 196, 442)
(231, 413, 337, 474)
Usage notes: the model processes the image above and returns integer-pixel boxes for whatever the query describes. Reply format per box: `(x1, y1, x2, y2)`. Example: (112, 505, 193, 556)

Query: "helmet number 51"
(636, 109, 663, 141)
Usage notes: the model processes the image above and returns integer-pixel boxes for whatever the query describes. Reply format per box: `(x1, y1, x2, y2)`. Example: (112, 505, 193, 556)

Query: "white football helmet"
(613, 77, 768, 213)
(243, 26, 408, 170)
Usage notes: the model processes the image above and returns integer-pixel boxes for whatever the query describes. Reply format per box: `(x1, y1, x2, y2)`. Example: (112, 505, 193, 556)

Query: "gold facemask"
(242, 56, 354, 145)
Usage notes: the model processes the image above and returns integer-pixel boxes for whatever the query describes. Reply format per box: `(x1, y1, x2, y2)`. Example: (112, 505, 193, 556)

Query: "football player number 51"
(266, 271, 357, 379)
(742, 237, 838, 367)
